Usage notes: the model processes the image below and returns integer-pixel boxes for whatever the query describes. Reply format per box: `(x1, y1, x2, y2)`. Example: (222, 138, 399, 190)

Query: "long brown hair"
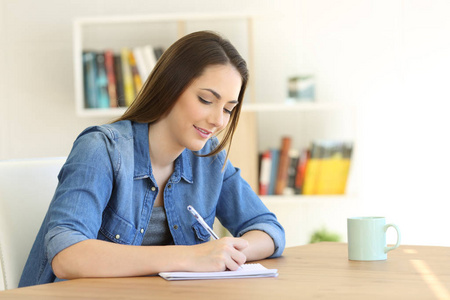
(115, 31, 248, 160)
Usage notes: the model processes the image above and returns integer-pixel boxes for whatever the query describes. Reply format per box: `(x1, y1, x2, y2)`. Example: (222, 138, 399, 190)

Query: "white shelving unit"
(72, 13, 359, 247)
(71, 101, 355, 118)
(73, 12, 258, 117)
(242, 101, 355, 112)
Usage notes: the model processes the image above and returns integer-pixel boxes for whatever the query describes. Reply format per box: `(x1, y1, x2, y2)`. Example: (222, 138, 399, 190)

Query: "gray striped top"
(141, 206, 174, 246)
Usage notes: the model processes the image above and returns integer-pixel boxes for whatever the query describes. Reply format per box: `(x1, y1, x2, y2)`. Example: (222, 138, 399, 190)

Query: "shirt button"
(173, 225, 178, 230)
(151, 187, 156, 192)
(115, 234, 120, 240)
(140, 228, 144, 234)
(168, 184, 172, 189)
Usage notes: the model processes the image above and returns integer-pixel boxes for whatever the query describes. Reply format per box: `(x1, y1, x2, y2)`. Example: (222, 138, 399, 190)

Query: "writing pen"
(187, 205, 219, 240)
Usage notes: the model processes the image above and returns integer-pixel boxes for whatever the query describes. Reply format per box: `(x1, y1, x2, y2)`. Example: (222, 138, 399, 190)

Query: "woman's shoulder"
(77, 120, 139, 141)
(67, 121, 141, 169)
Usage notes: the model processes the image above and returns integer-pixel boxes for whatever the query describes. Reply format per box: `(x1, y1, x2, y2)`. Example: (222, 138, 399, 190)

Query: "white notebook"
(158, 263, 278, 281)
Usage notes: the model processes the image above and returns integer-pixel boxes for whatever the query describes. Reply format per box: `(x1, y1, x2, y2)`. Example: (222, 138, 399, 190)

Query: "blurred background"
(1, 0, 449, 247)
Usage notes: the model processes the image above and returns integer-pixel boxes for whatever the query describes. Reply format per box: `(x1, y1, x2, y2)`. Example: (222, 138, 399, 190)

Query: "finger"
(230, 248, 247, 266)
(225, 255, 243, 271)
(231, 237, 249, 251)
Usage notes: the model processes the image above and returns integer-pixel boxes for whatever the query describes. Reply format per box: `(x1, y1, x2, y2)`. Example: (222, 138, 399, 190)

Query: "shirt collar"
(132, 121, 193, 184)
(174, 149, 193, 184)
(132, 121, 152, 179)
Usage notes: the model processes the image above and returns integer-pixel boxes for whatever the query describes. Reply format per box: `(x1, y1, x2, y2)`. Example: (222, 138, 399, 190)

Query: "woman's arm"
(239, 230, 275, 261)
(51, 237, 249, 279)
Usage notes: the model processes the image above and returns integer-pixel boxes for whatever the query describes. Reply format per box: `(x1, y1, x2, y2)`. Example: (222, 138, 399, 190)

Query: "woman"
(19, 31, 285, 287)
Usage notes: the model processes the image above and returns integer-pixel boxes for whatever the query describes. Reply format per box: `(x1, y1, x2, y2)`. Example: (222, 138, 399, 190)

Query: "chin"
(186, 141, 208, 152)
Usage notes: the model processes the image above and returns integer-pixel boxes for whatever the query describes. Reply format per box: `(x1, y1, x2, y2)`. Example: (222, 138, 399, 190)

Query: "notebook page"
(159, 263, 278, 281)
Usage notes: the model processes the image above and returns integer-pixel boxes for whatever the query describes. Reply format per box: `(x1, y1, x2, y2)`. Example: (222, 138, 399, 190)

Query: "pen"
(187, 205, 219, 240)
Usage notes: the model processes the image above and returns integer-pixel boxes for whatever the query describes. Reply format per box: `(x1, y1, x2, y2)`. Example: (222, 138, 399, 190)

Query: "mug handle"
(384, 224, 401, 253)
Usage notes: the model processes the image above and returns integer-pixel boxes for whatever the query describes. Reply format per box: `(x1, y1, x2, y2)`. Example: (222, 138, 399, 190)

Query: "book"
(316, 141, 343, 195)
(259, 150, 272, 195)
(275, 136, 292, 195)
(132, 47, 150, 83)
(268, 149, 279, 195)
(284, 149, 300, 195)
(302, 142, 324, 195)
(142, 45, 157, 74)
(104, 50, 118, 108)
(158, 263, 278, 281)
(120, 48, 135, 107)
(82, 52, 97, 108)
(95, 53, 110, 108)
(294, 148, 310, 194)
(153, 47, 164, 60)
(113, 55, 126, 107)
(302, 141, 353, 195)
(335, 142, 353, 194)
(128, 51, 143, 95)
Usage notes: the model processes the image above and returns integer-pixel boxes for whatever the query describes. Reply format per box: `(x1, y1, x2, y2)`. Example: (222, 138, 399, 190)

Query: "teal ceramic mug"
(347, 217, 401, 261)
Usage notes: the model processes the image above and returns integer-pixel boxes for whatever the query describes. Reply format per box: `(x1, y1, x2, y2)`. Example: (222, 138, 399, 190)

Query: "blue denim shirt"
(19, 120, 285, 287)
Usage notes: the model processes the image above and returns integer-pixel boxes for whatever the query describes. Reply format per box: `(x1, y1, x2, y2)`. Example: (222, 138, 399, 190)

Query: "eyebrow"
(201, 88, 239, 104)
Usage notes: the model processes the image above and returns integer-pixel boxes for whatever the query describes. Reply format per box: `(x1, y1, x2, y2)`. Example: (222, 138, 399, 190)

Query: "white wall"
(1, 0, 449, 247)
(0, 2, 7, 160)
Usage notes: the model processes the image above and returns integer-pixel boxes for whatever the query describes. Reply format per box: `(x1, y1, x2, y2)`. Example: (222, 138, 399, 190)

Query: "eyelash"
(198, 96, 232, 115)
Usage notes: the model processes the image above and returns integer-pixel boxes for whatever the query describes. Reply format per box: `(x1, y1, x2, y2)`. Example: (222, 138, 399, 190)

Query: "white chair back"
(0, 157, 65, 290)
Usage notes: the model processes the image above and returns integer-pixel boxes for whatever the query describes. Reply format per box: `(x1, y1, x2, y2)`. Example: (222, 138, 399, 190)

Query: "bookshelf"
(73, 13, 358, 246)
(73, 12, 257, 117)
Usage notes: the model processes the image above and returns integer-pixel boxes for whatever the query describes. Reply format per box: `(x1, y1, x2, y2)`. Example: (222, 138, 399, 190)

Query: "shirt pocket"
(98, 205, 136, 245)
(191, 209, 216, 243)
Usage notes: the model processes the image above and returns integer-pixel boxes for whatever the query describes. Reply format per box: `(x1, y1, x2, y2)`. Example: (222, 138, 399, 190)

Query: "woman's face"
(163, 64, 242, 152)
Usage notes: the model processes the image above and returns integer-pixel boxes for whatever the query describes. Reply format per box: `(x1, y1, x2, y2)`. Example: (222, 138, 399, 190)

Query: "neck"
(148, 122, 184, 169)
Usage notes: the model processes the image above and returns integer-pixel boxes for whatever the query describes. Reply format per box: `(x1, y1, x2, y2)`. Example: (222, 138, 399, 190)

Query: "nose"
(208, 107, 225, 128)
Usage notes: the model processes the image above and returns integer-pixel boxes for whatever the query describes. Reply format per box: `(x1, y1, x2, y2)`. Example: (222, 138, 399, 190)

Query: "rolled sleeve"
(217, 157, 286, 258)
(44, 130, 116, 262)
(45, 226, 89, 263)
(237, 222, 286, 258)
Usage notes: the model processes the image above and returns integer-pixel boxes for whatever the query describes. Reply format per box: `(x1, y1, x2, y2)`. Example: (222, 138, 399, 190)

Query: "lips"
(194, 125, 212, 138)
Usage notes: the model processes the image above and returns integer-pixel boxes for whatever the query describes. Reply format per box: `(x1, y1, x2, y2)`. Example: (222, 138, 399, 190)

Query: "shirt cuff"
(237, 223, 286, 258)
(45, 226, 89, 263)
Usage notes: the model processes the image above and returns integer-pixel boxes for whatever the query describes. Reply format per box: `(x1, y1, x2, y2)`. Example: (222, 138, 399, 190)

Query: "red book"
(104, 50, 118, 107)
(295, 148, 310, 194)
(275, 137, 292, 195)
(259, 150, 272, 195)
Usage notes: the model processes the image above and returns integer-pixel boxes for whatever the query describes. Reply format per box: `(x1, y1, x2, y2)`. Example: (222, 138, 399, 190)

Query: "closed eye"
(199, 96, 233, 114)
(198, 96, 212, 104)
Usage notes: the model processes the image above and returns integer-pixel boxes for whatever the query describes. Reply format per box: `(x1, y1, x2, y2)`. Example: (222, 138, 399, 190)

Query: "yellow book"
(302, 158, 321, 195)
(302, 143, 323, 195)
(128, 51, 143, 94)
(316, 154, 343, 195)
(120, 48, 135, 107)
(336, 143, 353, 194)
(336, 158, 351, 194)
(316, 142, 353, 195)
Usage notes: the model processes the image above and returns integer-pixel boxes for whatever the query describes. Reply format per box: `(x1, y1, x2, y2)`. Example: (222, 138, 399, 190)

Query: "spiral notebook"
(158, 263, 278, 281)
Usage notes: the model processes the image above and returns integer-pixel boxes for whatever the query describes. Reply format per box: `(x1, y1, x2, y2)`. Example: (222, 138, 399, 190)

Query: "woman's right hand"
(183, 237, 249, 272)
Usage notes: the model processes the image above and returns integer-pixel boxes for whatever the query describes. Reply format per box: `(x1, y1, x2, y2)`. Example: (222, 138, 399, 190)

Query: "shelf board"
(260, 194, 356, 205)
(76, 107, 127, 118)
(242, 101, 356, 112)
(74, 12, 261, 25)
(76, 102, 355, 117)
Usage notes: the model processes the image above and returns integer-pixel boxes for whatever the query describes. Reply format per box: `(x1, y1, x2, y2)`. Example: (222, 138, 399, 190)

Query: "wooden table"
(1, 242, 449, 299)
